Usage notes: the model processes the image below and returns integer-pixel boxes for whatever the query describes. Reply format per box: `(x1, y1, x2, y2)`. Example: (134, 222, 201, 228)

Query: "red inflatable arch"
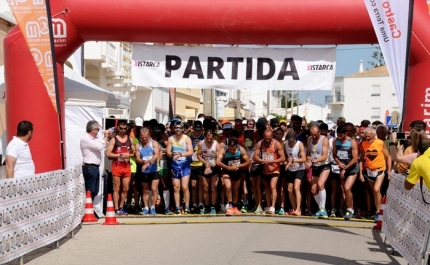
(4, 0, 430, 173)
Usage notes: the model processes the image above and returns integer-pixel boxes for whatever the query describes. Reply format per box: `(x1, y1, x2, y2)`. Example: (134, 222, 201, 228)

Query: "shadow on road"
(286, 223, 366, 238)
(3, 226, 82, 265)
(254, 251, 402, 265)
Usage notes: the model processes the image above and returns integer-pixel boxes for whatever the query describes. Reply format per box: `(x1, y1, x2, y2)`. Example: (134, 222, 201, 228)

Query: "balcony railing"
(325, 95, 345, 104)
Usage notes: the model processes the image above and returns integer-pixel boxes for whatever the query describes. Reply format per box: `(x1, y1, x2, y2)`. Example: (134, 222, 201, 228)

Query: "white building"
(327, 65, 400, 126)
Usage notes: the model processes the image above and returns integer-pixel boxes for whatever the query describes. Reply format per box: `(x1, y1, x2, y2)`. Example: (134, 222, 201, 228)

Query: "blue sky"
(292, 44, 380, 106)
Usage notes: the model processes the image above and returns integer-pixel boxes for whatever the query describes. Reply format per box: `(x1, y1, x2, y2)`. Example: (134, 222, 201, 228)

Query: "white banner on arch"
(132, 44, 336, 90)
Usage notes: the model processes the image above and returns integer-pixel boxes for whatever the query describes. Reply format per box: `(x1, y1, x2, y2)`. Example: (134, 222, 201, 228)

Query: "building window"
(371, 85, 380, 96)
(371, 108, 380, 118)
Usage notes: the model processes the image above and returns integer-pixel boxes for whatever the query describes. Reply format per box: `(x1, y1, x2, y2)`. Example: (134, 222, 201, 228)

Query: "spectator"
(80, 120, 110, 200)
(5, 120, 35, 179)
(405, 139, 430, 190)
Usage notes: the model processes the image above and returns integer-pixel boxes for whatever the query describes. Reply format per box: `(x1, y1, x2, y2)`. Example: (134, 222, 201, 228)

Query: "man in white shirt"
(80, 120, 110, 200)
(6, 120, 35, 178)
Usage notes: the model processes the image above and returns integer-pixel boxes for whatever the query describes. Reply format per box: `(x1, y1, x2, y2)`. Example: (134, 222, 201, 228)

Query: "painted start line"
(87, 215, 375, 229)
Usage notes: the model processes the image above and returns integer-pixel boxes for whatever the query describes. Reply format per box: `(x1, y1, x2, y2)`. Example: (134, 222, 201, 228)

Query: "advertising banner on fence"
(132, 45, 336, 91)
(0, 165, 85, 263)
(364, 0, 412, 113)
(383, 172, 430, 265)
(8, 0, 58, 112)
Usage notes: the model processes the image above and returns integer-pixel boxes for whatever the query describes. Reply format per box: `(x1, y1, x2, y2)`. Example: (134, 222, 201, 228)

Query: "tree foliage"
(367, 46, 385, 69)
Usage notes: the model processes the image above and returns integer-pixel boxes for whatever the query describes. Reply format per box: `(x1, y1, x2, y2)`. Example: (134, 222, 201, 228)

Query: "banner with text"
(383, 172, 430, 265)
(0, 165, 85, 263)
(364, 0, 411, 113)
(8, 0, 58, 112)
(132, 45, 336, 90)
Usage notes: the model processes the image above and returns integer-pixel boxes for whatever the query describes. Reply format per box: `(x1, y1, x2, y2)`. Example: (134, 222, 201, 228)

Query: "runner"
(217, 138, 251, 216)
(253, 129, 286, 214)
(166, 120, 194, 215)
(197, 130, 221, 214)
(189, 120, 205, 214)
(106, 122, 136, 216)
(332, 126, 359, 220)
(284, 130, 306, 216)
(359, 127, 391, 222)
(306, 124, 330, 218)
(135, 128, 160, 215)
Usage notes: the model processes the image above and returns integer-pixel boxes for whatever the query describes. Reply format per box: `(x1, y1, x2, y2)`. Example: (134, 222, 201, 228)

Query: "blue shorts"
(171, 167, 191, 179)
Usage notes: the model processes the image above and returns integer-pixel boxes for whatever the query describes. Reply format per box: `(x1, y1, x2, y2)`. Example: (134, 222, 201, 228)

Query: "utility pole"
(267, 90, 271, 117)
(296, 90, 299, 116)
(236, 90, 241, 119)
(285, 90, 288, 119)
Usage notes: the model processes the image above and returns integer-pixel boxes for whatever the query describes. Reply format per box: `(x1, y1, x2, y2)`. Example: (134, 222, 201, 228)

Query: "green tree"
(367, 46, 385, 69)
(270, 113, 286, 121)
(281, 91, 298, 108)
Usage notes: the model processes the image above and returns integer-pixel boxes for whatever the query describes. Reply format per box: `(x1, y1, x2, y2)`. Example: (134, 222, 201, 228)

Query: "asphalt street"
(5, 215, 407, 265)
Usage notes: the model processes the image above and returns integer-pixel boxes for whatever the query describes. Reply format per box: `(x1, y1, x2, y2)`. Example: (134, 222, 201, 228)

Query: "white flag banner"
(132, 45, 336, 90)
(364, 0, 411, 113)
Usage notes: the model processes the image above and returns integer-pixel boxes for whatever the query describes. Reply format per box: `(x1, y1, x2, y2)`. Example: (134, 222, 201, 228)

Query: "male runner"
(166, 120, 194, 214)
(253, 129, 286, 214)
(217, 138, 251, 216)
(332, 126, 359, 220)
(306, 125, 330, 218)
(106, 122, 136, 216)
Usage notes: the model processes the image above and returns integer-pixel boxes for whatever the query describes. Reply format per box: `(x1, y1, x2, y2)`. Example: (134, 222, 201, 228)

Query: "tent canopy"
(0, 65, 129, 108)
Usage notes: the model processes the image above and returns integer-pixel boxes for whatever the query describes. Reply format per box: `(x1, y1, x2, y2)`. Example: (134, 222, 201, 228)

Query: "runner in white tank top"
(197, 130, 221, 215)
(284, 130, 307, 216)
(306, 124, 330, 218)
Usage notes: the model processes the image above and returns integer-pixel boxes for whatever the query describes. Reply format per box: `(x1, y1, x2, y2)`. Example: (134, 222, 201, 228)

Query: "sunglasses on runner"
(174, 126, 183, 130)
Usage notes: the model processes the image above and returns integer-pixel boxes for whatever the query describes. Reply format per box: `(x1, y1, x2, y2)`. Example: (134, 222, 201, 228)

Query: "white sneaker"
(220, 205, 226, 213)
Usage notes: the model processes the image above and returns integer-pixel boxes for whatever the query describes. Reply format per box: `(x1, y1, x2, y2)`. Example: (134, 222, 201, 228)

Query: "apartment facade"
(326, 66, 401, 125)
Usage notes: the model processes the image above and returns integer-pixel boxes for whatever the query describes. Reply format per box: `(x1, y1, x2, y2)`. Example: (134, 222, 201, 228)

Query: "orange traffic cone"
(82, 191, 98, 223)
(102, 194, 119, 225)
(373, 196, 386, 230)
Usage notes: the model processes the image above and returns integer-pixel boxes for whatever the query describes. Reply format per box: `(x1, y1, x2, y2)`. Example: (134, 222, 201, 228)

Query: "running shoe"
(140, 208, 149, 215)
(184, 208, 190, 215)
(338, 209, 344, 218)
(318, 208, 328, 219)
(174, 208, 181, 215)
(226, 207, 234, 216)
(199, 205, 205, 215)
(233, 207, 242, 215)
(119, 208, 128, 216)
(304, 209, 312, 216)
(210, 207, 216, 215)
(266, 207, 275, 215)
(115, 210, 120, 216)
(286, 209, 294, 215)
(134, 207, 141, 214)
(150, 208, 156, 216)
(165, 208, 172, 215)
(278, 208, 285, 215)
(241, 205, 248, 213)
(220, 205, 226, 214)
(330, 208, 337, 218)
(344, 210, 353, 220)
(254, 206, 263, 214)
(374, 212, 380, 223)
(292, 209, 302, 216)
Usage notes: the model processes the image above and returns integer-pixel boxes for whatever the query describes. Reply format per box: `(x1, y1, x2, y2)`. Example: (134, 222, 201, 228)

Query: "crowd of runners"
(80, 114, 428, 221)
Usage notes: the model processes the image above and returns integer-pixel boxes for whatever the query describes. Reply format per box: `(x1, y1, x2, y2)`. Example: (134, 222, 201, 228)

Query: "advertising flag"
(364, 0, 413, 113)
(8, 0, 59, 113)
(132, 45, 336, 91)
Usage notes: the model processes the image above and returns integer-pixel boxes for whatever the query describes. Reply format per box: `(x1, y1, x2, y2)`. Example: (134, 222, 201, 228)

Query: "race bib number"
(228, 159, 240, 167)
(263, 152, 274, 161)
(312, 153, 321, 161)
(337, 150, 348, 160)
(331, 163, 340, 174)
(289, 163, 299, 171)
(366, 168, 379, 178)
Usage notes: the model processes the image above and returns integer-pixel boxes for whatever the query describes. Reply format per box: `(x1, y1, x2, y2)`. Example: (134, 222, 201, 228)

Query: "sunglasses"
(93, 128, 100, 131)
(174, 126, 183, 130)
(118, 127, 127, 131)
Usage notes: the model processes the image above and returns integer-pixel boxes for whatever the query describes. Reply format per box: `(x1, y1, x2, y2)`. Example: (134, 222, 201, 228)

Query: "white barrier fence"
(383, 172, 430, 265)
(0, 165, 85, 264)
